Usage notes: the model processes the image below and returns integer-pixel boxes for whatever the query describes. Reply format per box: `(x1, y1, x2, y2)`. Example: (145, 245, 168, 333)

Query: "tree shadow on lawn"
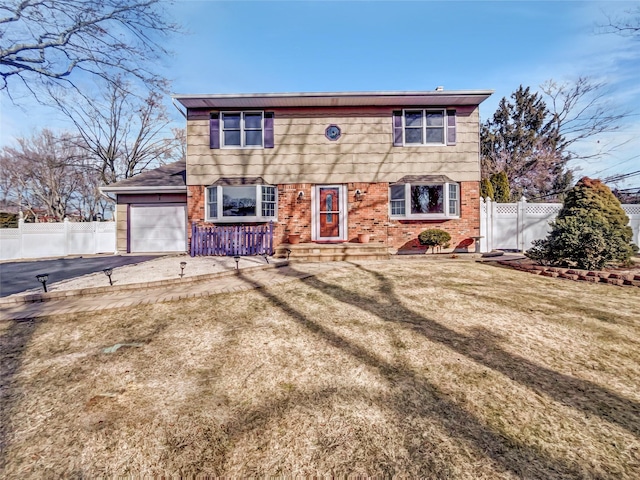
(310, 263, 640, 439)
(0, 319, 38, 470)
(0, 308, 175, 472)
(226, 268, 607, 478)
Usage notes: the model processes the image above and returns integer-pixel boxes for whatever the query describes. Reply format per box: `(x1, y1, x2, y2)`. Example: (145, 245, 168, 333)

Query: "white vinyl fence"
(0, 219, 116, 261)
(480, 198, 640, 253)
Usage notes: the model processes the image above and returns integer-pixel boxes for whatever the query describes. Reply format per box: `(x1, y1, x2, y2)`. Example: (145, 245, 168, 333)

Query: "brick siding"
(187, 181, 480, 251)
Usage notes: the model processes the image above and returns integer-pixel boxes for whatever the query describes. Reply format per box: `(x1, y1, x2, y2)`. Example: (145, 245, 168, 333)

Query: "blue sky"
(1, 0, 639, 189)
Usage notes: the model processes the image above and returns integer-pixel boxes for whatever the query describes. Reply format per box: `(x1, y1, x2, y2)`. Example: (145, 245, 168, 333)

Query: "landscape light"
(36, 273, 49, 293)
(286, 248, 291, 260)
(262, 252, 269, 264)
(103, 268, 113, 286)
(234, 255, 240, 271)
(180, 261, 187, 278)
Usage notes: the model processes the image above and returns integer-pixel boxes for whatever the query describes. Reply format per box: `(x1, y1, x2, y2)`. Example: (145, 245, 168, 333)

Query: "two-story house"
(102, 89, 492, 256)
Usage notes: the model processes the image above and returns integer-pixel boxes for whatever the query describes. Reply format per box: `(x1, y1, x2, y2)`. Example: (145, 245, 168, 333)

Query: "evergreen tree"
(481, 85, 572, 201)
(480, 178, 495, 200)
(490, 171, 511, 203)
(527, 177, 638, 270)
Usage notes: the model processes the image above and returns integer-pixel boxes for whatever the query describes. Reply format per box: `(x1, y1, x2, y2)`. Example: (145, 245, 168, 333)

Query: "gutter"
(99, 186, 187, 194)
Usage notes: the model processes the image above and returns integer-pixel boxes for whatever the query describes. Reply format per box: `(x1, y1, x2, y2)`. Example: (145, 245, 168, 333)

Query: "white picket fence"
(480, 198, 640, 253)
(0, 219, 116, 261)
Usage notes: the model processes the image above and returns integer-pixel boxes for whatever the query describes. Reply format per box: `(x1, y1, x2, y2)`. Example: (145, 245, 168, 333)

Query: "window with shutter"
(209, 111, 274, 149)
(393, 109, 456, 146)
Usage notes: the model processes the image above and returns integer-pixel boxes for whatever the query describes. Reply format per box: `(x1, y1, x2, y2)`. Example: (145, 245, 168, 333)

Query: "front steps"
(273, 242, 390, 262)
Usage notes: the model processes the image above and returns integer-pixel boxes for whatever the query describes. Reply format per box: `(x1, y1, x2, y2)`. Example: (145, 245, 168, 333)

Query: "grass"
(1, 257, 639, 478)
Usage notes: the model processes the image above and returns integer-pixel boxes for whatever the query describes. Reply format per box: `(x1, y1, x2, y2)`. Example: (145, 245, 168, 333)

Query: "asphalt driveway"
(0, 255, 161, 297)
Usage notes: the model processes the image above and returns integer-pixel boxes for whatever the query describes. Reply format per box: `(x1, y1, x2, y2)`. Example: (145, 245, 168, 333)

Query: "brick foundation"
(187, 181, 480, 252)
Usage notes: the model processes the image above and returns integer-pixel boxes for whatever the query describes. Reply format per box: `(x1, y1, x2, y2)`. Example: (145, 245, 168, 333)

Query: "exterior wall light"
(103, 268, 114, 285)
(180, 261, 187, 278)
(355, 189, 365, 201)
(297, 191, 304, 200)
(36, 273, 49, 292)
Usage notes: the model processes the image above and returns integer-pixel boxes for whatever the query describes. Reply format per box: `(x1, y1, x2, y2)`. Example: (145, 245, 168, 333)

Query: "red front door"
(318, 186, 340, 239)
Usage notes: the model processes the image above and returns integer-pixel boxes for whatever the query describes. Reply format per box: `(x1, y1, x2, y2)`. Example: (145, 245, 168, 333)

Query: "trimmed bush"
(418, 229, 451, 253)
(526, 177, 638, 270)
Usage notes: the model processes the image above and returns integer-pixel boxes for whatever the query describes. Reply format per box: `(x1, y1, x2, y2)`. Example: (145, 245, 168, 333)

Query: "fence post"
(484, 197, 493, 252)
(479, 198, 487, 253)
(190, 223, 196, 257)
(517, 197, 527, 252)
(93, 221, 98, 254)
(18, 215, 24, 259)
(63, 217, 70, 256)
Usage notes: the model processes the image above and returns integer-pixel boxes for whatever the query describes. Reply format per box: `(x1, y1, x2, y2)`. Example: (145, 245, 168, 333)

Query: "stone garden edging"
(494, 259, 640, 288)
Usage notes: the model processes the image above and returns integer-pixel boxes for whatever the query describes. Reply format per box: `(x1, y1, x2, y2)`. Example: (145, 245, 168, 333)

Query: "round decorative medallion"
(325, 124, 341, 141)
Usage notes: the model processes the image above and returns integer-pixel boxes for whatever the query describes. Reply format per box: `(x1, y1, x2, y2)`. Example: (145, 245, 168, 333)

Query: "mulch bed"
(492, 258, 640, 288)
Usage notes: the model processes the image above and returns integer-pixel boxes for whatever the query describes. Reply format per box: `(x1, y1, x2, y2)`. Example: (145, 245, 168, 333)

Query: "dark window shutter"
(264, 112, 274, 148)
(209, 113, 220, 149)
(393, 111, 403, 146)
(446, 110, 456, 145)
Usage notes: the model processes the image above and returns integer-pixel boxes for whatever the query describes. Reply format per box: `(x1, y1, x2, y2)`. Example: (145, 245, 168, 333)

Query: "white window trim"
(311, 184, 348, 242)
(220, 111, 265, 149)
(206, 185, 277, 223)
(402, 109, 446, 146)
(389, 182, 460, 219)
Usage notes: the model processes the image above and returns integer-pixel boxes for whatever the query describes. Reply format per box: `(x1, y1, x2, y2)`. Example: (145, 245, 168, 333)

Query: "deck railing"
(190, 222, 274, 256)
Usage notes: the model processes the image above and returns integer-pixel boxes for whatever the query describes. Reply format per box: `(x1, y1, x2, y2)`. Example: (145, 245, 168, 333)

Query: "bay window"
(207, 185, 277, 222)
(389, 181, 459, 218)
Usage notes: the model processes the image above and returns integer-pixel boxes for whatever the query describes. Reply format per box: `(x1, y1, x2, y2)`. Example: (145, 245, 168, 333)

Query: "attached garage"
(100, 161, 188, 254)
(129, 204, 187, 253)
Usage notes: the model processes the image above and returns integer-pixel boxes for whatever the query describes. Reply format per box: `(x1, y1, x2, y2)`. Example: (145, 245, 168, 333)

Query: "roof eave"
(100, 186, 187, 195)
(172, 90, 494, 110)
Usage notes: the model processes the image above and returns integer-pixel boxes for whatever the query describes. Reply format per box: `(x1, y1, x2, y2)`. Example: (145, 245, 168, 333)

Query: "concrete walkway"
(0, 262, 352, 321)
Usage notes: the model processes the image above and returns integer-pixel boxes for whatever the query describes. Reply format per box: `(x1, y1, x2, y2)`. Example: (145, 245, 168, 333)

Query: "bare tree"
(171, 126, 187, 163)
(0, 129, 85, 220)
(53, 79, 184, 185)
(541, 77, 630, 161)
(0, 0, 179, 99)
(599, 5, 640, 37)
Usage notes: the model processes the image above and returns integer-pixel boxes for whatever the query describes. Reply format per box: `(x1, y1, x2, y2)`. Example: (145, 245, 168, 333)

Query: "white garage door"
(130, 204, 187, 253)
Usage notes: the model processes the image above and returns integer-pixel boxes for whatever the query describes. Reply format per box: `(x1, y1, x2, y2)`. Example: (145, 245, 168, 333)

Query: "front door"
(313, 185, 347, 242)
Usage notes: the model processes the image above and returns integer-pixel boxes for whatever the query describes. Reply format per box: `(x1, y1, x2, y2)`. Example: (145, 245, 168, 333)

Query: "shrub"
(490, 171, 511, 203)
(526, 177, 638, 270)
(0, 212, 19, 228)
(480, 178, 495, 200)
(418, 229, 451, 253)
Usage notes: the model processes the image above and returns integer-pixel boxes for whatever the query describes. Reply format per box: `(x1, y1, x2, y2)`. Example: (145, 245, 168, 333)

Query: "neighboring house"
(103, 89, 493, 254)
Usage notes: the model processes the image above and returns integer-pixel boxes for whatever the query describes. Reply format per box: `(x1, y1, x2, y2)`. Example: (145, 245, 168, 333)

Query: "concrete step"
(274, 242, 390, 262)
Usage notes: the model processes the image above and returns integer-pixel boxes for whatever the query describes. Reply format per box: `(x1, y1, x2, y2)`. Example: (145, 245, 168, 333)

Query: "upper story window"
(210, 112, 275, 149)
(222, 112, 263, 147)
(207, 184, 277, 222)
(393, 109, 456, 147)
(389, 178, 459, 219)
(404, 110, 444, 144)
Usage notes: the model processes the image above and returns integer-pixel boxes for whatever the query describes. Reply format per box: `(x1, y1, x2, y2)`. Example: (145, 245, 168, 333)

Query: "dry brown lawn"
(1, 257, 639, 478)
